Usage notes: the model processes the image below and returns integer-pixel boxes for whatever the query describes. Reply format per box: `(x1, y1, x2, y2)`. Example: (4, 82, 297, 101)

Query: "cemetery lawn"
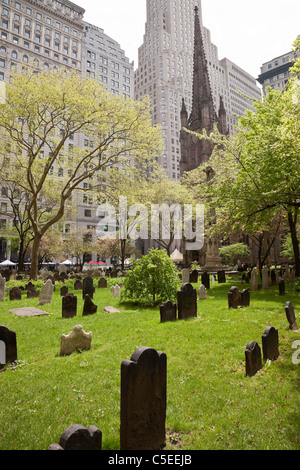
(0, 276, 299, 451)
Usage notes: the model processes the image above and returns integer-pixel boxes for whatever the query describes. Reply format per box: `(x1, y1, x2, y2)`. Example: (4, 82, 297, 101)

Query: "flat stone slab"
(8, 307, 50, 317)
(104, 306, 121, 314)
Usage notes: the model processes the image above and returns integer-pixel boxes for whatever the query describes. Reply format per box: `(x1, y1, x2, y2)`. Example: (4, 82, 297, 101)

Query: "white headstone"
(198, 284, 207, 300)
(58, 264, 67, 274)
(113, 285, 121, 298)
(182, 268, 190, 284)
(38, 279, 54, 305)
(60, 325, 92, 356)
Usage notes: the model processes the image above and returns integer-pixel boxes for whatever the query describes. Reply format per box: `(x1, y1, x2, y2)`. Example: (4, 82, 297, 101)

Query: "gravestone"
(58, 264, 67, 275)
(0, 275, 6, 301)
(228, 286, 241, 309)
(9, 286, 22, 301)
(240, 288, 250, 307)
(60, 325, 92, 356)
(82, 295, 97, 316)
(113, 285, 121, 298)
(217, 270, 226, 283)
(189, 269, 198, 283)
(0, 325, 17, 369)
(62, 293, 77, 319)
(48, 424, 102, 451)
(245, 341, 262, 377)
(104, 306, 121, 314)
(60, 286, 69, 297)
(262, 326, 279, 362)
(177, 283, 197, 319)
(120, 347, 167, 450)
(251, 268, 258, 291)
(284, 301, 298, 331)
(38, 279, 54, 305)
(279, 279, 285, 296)
(27, 287, 39, 299)
(270, 270, 276, 286)
(198, 284, 207, 300)
(201, 272, 210, 290)
(25, 281, 35, 291)
(181, 268, 189, 284)
(262, 266, 269, 289)
(98, 277, 107, 288)
(160, 300, 177, 323)
(82, 276, 94, 300)
(74, 279, 83, 290)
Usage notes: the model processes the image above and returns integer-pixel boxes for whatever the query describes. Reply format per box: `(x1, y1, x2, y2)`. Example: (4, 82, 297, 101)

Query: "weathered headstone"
(60, 285, 69, 297)
(240, 288, 250, 307)
(98, 277, 107, 288)
(251, 268, 258, 291)
(262, 326, 279, 362)
(262, 266, 269, 289)
(82, 276, 94, 300)
(177, 283, 197, 319)
(60, 325, 92, 356)
(113, 285, 121, 298)
(228, 286, 241, 309)
(189, 269, 198, 283)
(38, 279, 54, 305)
(104, 306, 121, 313)
(198, 284, 207, 300)
(82, 295, 97, 316)
(279, 279, 285, 296)
(217, 270, 226, 283)
(25, 281, 35, 291)
(58, 264, 68, 275)
(120, 347, 167, 450)
(0, 274, 5, 302)
(62, 293, 77, 319)
(160, 300, 177, 323)
(0, 325, 17, 368)
(284, 301, 298, 330)
(27, 287, 39, 299)
(9, 286, 22, 301)
(48, 424, 102, 450)
(74, 279, 82, 290)
(181, 268, 190, 284)
(201, 272, 210, 290)
(245, 341, 262, 377)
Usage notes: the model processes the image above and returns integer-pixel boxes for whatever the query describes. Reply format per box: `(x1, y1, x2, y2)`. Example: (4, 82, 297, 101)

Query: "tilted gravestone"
(262, 326, 279, 362)
(74, 279, 83, 290)
(278, 279, 285, 296)
(201, 272, 210, 290)
(120, 347, 167, 450)
(284, 301, 298, 331)
(82, 276, 94, 300)
(177, 283, 197, 320)
(60, 325, 92, 356)
(82, 295, 97, 316)
(217, 270, 226, 283)
(38, 279, 54, 305)
(240, 288, 250, 307)
(228, 286, 241, 309)
(9, 286, 22, 301)
(62, 293, 77, 319)
(160, 300, 177, 323)
(113, 285, 121, 298)
(0, 325, 17, 369)
(98, 277, 107, 288)
(245, 341, 262, 377)
(48, 424, 102, 450)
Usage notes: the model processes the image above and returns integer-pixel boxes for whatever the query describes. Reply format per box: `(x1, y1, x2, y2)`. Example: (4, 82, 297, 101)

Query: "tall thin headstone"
(0, 274, 5, 301)
(181, 268, 189, 284)
(251, 268, 258, 291)
(82, 276, 94, 300)
(245, 341, 262, 377)
(201, 272, 210, 289)
(38, 279, 54, 305)
(262, 326, 279, 362)
(262, 266, 269, 289)
(120, 347, 167, 450)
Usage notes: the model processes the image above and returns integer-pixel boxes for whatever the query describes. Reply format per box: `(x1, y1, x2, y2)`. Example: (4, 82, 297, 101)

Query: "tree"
(95, 235, 140, 270)
(219, 243, 250, 266)
(182, 38, 300, 275)
(121, 248, 181, 306)
(0, 67, 163, 279)
(63, 228, 97, 271)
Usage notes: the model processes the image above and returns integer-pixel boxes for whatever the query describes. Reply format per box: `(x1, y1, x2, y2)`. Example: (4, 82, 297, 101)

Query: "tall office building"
(134, 0, 261, 180)
(257, 48, 300, 95)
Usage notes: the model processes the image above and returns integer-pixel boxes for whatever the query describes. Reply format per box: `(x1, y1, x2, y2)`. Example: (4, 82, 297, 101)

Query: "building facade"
(257, 48, 300, 94)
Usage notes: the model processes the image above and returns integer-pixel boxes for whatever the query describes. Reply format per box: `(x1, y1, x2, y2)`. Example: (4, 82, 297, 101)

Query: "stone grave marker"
(0, 325, 17, 369)
(74, 279, 83, 290)
(177, 283, 197, 320)
(262, 326, 279, 362)
(82, 276, 94, 300)
(262, 266, 269, 289)
(198, 284, 207, 300)
(189, 269, 198, 283)
(120, 347, 167, 450)
(60, 285, 69, 297)
(201, 272, 210, 290)
(160, 300, 177, 323)
(38, 279, 54, 305)
(104, 306, 121, 313)
(8, 307, 50, 317)
(284, 301, 298, 330)
(181, 268, 190, 284)
(228, 286, 241, 309)
(48, 424, 102, 450)
(270, 270, 276, 286)
(9, 286, 22, 301)
(113, 285, 121, 298)
(279, 279, 285, 296)
(62, 293, 77, 319)
(245, 341, 262, 377)
(251, 268, 258, 291)
(27, 287, 40, 299)
(0, 274, 6, 301)
(98, 277, 107, 288)
(82, 294, 97, 316)
(58, 264, 67, 275)
(240, 288, 250, 307)
(217, 270, 226, 283)
(60, 325, 92, 356)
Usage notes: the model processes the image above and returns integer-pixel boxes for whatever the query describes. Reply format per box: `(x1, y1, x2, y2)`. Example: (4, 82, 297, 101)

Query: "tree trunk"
(29, 233, 42, 280)
(287, 208, 300, 276)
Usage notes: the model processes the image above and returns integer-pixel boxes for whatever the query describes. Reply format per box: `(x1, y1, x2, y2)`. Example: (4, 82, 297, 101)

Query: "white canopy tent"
(170, 249, 183, 263)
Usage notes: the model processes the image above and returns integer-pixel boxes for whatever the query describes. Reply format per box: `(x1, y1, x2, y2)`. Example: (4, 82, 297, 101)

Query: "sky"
(78, 0, 300, 79)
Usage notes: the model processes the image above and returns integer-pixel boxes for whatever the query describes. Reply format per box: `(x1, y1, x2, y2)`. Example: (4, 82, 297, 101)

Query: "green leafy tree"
(219, 243, 250, 266)
(121, 248, 181, 306)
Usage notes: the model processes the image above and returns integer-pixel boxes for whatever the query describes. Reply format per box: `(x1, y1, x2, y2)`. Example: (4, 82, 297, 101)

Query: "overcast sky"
(78, 0, 300, 78)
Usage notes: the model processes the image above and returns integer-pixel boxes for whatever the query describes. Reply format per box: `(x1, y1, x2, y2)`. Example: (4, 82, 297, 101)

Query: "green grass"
(0, 275, 299, 450)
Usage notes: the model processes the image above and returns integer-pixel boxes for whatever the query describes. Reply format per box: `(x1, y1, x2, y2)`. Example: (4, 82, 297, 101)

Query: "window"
(84, 209, 92, 217)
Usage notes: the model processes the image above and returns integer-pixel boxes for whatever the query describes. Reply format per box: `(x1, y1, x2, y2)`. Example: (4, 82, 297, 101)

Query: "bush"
(121, 249, 181, 306)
